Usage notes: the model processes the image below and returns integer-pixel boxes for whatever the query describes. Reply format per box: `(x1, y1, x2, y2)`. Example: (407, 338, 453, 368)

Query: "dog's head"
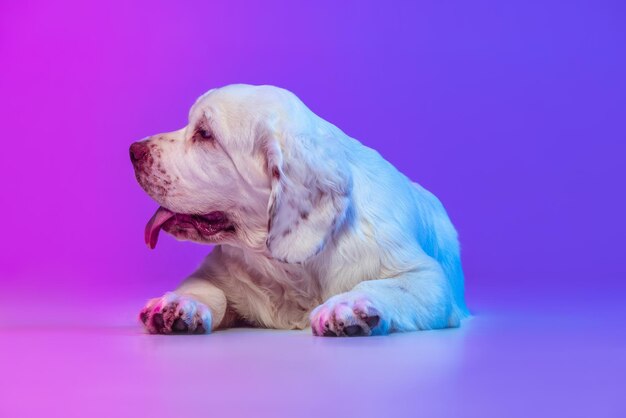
(130, 84, 352, 263)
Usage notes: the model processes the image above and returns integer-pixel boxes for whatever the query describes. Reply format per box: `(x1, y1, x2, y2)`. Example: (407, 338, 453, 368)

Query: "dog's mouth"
(145, 206, 234, 249)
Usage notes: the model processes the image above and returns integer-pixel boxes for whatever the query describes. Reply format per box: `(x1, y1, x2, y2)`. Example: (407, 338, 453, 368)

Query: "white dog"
(130, 84, 468, 336)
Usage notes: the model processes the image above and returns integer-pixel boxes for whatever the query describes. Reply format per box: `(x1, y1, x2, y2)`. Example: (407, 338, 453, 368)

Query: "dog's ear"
(263, 129, 352, 263)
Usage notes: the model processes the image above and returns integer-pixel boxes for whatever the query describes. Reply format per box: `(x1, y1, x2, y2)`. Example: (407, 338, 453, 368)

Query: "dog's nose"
(129, 141, 149, 164)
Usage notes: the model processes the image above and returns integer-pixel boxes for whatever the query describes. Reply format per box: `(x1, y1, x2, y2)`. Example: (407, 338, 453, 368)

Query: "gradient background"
(1, 1, 625, 415)
(2, 0, 624, 309)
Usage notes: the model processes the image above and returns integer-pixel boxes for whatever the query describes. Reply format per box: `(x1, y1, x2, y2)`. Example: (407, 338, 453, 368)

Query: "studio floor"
(1, 293, 624, 418)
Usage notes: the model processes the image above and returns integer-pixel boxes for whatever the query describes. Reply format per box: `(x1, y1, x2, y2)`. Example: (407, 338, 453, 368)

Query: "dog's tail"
(412, 182, 470, 319)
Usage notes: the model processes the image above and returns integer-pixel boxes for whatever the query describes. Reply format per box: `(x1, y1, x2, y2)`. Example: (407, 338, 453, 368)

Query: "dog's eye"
(194, 128, 214, 142)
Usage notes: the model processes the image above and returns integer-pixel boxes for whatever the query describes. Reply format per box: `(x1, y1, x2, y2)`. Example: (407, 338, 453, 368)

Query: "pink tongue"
(144, 207, 175, 249)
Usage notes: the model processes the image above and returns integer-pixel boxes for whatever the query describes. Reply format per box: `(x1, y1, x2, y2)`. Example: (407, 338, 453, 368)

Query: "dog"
(130, 84, 468, 336)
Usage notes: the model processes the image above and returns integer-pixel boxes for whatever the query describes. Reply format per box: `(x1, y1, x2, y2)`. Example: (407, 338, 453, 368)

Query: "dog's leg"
(310, 256, 462, 336)
(139, 276, 229, 335)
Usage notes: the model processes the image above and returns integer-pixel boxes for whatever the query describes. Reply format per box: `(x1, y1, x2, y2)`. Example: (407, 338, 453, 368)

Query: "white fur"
(134, 84, 469, 336)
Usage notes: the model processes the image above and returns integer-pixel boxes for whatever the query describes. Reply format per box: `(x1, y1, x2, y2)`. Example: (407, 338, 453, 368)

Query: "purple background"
(2, 2, 626, 417)
(1, 0, 625, 311)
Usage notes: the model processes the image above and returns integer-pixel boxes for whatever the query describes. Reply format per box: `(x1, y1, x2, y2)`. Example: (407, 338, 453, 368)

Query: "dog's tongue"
(145, 207, 175, 249)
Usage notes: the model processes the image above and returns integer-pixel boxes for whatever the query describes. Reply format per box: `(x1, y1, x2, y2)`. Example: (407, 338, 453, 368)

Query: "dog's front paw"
(310, 293, 385, 337)
(139, 292, 212, 334)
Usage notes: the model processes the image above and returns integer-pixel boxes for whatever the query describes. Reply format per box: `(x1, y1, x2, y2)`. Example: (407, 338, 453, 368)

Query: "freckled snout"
(129, 141, 150, 166)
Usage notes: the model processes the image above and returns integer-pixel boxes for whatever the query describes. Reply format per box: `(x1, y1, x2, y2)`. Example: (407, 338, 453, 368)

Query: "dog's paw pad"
(172, 317, 188, 333)
(151, 312, 165, 330)
(310, 293, 383, 337)
(343, 324, 365, 336)
(139, 293, 212, 335)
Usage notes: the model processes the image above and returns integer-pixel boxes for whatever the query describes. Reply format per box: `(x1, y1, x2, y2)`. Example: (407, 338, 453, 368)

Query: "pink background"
(1, 0, 625, 313)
